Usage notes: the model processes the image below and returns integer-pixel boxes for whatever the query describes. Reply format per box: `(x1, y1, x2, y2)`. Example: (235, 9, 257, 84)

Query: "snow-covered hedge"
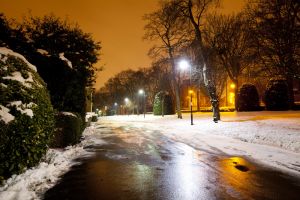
(0, 48, 54, 181)
(50, 112, 83, 148)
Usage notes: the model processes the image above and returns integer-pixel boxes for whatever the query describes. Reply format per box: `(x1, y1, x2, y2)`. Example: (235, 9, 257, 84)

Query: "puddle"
(235, 164, 249, 172)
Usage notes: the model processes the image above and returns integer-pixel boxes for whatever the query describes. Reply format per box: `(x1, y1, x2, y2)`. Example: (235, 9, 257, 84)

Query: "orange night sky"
(2, 0, 245, 90)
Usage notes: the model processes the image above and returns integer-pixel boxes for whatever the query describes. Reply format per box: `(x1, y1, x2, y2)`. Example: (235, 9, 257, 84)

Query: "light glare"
(179, 60, 189, 70)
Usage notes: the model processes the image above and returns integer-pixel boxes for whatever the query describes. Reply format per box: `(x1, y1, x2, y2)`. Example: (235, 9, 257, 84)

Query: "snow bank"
(0, 47, 37, 71)
(0, 124, 105, 200)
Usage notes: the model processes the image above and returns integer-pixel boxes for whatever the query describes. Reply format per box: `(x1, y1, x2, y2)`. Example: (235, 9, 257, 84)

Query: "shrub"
(264, 78, 289, 110)
(50, 112, 82, 148)
(0, 48, 54, 180)
(91, 115, 98, 122)
(237, 84, 260, 111)
(153, 91, 175, 115)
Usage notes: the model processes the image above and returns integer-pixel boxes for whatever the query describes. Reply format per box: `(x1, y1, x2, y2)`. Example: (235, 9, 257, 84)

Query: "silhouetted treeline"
(0, 13, 101, 118)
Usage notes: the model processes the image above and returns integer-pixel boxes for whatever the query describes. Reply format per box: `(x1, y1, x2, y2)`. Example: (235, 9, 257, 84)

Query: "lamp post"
(114, 102, 118, 115)
(179, 59, 193, 125)
(124, 98, 129, 115)
(189, 90, 194, 125)
(139, 89, 146, 118)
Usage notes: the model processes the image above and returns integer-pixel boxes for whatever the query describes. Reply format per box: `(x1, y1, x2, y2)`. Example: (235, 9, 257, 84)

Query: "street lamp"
(179, 60, 189, 71)
(124, 98, 129, 115)
(114, 102, 118, 115)
(179, 59, 193, 125)
(85, 87, 94, 112)
(138, 89, 146, 118)
(189, 90, 194, 125)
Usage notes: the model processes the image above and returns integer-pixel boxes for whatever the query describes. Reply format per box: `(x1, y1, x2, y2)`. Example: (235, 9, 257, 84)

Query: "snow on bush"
(51, 112, 83, 148)
(0, 48, 55, 181)
(0, 123, 104, 200)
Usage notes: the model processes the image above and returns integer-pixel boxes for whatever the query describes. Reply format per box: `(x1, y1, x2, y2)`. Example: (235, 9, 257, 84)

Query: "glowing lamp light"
(114, 102, 118, 106)
(124, 98, 129, 103)
(230, 83, 236, 89)
(138, 89, 144, 95)
(189, 90, 193, 94)
(179, 60, 189, 70)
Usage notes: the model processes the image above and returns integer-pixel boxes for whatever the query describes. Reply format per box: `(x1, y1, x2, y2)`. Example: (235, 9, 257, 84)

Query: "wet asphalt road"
(44, 123, 300, 200)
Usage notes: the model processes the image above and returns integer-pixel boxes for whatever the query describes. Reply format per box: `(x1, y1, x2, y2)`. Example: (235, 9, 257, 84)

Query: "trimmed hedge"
(0, 49, 54, 180)
(50, 112, 83, 148)
(237, 84, 260, 111)
(91, 115, 98, 122)
(153, 91, 175, 115)
(265, 78, 289, 111)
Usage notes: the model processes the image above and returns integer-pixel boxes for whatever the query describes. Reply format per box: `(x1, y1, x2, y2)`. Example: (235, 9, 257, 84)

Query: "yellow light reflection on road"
(219, 157, 255, 199)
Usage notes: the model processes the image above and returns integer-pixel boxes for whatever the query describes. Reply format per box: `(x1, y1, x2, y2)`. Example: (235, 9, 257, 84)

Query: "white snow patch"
(1, 83, 7, 88)
(0, 105, 15, 124)
(0, 124, 105, 200)
(59, 53, 72, 69)
(61, 112, 77, 117)
(0, 47, 37, 71)
(37, 49, 49, 56)
(85, 112, 97, 122)
(1, 65, 8, 71)
(3, 71, 34, 88)
(8, 101, 36, 118)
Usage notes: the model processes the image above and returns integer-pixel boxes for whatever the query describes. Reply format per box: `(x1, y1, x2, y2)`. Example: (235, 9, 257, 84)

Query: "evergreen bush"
(50, 112, 82, 148)
(153, 91, 174, 115)
(237, 83, 260, 111)
(91, 115, 98, 122)
(0, 49, 54, 180)
(264, 78, 289, 110)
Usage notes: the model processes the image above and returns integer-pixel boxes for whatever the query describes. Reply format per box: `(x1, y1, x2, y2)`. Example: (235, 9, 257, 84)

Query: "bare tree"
(246, 0, 300, 108)
(145, 59, 173, 105)
(204, 13, 254, 110)
(143, 1, 191, 119)
(176, 0, 221, 121)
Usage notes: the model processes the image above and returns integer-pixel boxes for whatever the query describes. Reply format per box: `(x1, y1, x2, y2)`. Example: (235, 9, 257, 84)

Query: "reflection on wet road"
(44, 124, 300, 200)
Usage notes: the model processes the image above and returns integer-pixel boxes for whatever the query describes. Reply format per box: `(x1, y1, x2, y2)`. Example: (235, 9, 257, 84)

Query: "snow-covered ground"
(99, 111, 300, 176)
(0, 124, 106, 200)
(1, 111, 299, 200)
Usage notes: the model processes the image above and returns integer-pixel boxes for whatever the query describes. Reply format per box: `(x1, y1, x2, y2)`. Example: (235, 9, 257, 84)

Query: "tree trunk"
(169, 49, 182, 119)
(172, 75, 182, 118)
(234, 79, 239, 111)
(203, 64, 220, 122)
(187, 0, 220, 122)
(286, 76, 295, 109)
